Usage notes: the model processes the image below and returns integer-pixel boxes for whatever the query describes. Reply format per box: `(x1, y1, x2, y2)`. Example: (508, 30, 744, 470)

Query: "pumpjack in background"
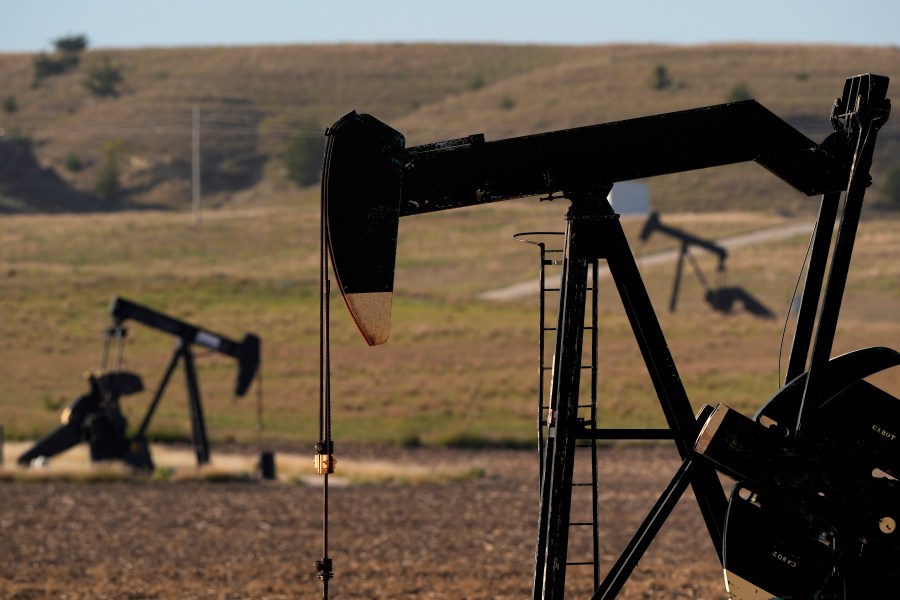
(639, 210, 774, 317)
(18, 296, 260, 471)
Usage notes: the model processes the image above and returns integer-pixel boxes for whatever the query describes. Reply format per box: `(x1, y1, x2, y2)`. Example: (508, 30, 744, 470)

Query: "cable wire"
(315, 127, 335, 598)
(777, 214, 819, 387)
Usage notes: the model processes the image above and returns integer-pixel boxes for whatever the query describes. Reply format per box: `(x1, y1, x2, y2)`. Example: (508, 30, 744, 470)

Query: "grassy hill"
(1, 43, 899, 213)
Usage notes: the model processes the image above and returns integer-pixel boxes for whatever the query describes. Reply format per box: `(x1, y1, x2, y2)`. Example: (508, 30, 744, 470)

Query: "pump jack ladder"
(321, 74, 896, 598)
(515, 231, 603, 590)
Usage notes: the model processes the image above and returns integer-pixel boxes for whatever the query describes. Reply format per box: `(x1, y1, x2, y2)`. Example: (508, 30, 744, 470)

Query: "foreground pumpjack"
(321, 73, 897, 598)
(18, 296, 260, 471)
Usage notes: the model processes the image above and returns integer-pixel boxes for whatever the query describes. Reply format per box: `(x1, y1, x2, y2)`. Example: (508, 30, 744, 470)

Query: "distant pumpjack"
(640, 211, 773, 317)
(18, 296, 261, 470)
(18, 371, 149, 468)
(639, 210, 727, 312)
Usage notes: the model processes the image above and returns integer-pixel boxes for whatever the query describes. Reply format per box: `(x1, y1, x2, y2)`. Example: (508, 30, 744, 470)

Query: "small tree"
(285, 126, 325, 187)
(652, 64, 672, 90)
(881, 163, 900, 210)
(727, 83, 754, 103)
(95, 140, 122, 200)
(53, 34, 88, 54)
(84, 56, 124, 97)
(64, 152, 84, 172)
(31, 34, 87, 87)
(95, 160, 119, 200)
(2, 95, 17, 114)
(32, 52, 72, 87)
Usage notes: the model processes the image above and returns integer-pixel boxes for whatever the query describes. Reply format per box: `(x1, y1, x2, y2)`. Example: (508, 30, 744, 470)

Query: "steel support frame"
(793, 107, 888, 450)
(533, 190, 728, 599)
(783, 192, 841, 384)
(182, 344, 211, 465)
(135, 341, 211, 465)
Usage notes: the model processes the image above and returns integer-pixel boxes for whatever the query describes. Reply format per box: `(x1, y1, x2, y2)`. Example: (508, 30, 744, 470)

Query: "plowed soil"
(0, 445, 727, 599)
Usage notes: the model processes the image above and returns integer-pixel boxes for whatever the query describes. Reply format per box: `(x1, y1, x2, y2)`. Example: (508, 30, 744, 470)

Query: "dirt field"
(0, 445, 728, 599)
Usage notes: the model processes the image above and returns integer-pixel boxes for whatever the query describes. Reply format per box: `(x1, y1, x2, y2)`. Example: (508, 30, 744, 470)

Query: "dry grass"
(0, 441, 484, 486)
(0, 203, 896, 449)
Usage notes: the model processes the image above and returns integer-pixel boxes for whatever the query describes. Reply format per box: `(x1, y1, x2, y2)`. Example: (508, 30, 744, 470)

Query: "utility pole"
(192, 106, 201, 225)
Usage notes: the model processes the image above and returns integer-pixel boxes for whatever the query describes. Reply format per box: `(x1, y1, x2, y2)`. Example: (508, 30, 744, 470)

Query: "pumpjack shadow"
(321, 74, 897, 598)
(18, 296, 260, 471)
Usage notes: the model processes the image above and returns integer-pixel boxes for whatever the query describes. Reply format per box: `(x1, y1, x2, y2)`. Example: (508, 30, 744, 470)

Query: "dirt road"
(479, 221, 814, 301)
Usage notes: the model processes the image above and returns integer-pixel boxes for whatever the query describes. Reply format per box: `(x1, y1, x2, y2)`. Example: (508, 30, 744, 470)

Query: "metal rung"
(577, 428, 676, 440)
(566, 561, 594, 566)
(541, 284, 596, 291)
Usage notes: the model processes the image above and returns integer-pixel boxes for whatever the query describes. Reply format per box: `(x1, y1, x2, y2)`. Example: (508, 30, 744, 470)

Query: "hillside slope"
(0, 138, 100, 212)
(1, 43, 898, 213)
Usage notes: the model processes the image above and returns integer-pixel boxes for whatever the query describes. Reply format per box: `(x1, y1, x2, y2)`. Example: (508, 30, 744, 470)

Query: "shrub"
(727, 83, 754, 103)
(880, 163, 900, 210)
(84, 56, 124, 97)
(32, 53, 77, 87)
(53, 34, 88, 54)
(95, 140, 122, 200)
(500, 96, 516, 110)
(2, 95, 16, 114)
(395, 433, 423, 448)
(30, 35, 87, 88)
(652, 64, 672, 90)
(95, 161, 119, 200)
(64, 152, 83, 172)
(285, 125, 325, 187)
